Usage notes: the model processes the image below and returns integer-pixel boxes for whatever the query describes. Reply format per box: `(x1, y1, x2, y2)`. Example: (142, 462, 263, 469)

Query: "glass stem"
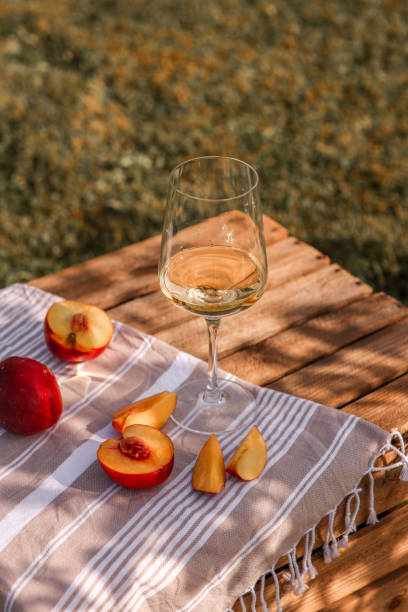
(203, 318, 222, 404)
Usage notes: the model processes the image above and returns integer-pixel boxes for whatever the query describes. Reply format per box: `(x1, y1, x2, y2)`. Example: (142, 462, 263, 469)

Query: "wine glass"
(159, 156, 267, 435)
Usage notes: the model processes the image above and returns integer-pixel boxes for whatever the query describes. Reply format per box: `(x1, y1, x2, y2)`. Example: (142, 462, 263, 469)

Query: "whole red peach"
(0, 356, 63, 435)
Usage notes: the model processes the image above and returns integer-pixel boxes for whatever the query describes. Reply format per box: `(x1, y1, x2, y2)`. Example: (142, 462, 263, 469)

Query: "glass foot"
(171, 377, 256, 435)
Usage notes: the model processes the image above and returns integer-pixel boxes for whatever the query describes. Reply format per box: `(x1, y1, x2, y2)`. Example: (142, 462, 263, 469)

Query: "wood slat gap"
(157, 264, 373, 362)
(276, 503, 408, 611)
(339, 370, 408, 415)
(270, 313, 408, 409)
(334, 372, 408, 443)
(30, 213, 287, 308)
(220, 292, 407, 387)
(269, 451, 408, 577)
(375, 498, 408, 523)
(106, 286, 159, 314)
(271, 313, 408, 391)
(108, 244, 333, 339)
(324, 564, 408, 612)
(108, 236, 332, 337)
(237, 502, 408, 611)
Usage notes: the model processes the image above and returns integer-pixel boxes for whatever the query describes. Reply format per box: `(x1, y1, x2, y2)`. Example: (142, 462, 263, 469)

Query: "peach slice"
(97, 424, 174, 489)
(226, 426, 267, 481)
(44, 300, 114, 362)
(0, 356, 63, 435)
(112, 391, 177, 432)
(192, 434, 225, 494)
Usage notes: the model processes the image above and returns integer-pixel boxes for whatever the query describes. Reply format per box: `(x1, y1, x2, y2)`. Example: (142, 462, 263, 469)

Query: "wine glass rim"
(169, 155, 259, 202)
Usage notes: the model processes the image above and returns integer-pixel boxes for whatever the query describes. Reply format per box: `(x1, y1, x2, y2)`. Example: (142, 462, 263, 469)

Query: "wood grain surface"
(30, 214, 408, 611)
(237, 502, 408, 611)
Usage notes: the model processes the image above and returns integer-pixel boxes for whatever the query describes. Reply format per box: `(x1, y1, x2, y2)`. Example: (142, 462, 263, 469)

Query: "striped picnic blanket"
(0, 283, 405, 612)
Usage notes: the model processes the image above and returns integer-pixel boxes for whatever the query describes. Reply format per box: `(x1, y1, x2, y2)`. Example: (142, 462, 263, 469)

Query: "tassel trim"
(225, 429, 407, 612)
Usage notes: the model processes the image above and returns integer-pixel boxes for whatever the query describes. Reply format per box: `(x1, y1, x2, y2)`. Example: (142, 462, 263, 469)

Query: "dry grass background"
(0, 0, 407, 302)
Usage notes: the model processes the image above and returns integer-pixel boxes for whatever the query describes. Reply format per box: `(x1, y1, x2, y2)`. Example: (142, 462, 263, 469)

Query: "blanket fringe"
(227, 430, 407, 612)
(339, 485, 361, 548)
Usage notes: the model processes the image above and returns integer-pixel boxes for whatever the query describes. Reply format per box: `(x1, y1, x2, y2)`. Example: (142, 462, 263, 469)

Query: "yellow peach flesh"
(124, 393, 177, 430)
(112, 391, 177, 432)
(98, 440, 167, 474)
(226, 426, 267, 481)
(192, 434, 225, 493)
(47, 301, 113, 350)
(99, 428, 173, 475)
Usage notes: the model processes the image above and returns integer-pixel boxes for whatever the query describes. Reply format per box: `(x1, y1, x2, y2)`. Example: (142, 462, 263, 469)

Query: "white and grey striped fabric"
(0, 284, 390, 611)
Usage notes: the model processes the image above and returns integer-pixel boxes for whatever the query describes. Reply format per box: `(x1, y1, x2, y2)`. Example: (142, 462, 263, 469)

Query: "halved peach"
(112, 391, 177, 432)
(192, 434, 225, 494)
(226, 426, 267, 481)
(97, 424, 174, 489)
(44, 300, 114, 362)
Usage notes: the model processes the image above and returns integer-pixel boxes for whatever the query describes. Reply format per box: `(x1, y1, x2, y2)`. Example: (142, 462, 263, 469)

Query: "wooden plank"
(343, 372, 408, 434)
(220, 293, 407, 386)
(235, 375, 408, 608)
(262, 215, 289, 246)
(271, 466, 408, 574)
(236, 502, 408, 611)
(268, 376, 408, 572)
(264, 236, 328, 275)
(321, 565, 408, 611)
(29, 233, 162, 309)
(107, 237, 330, 334)
(272, 316, 408, 408)
(314, 466, 408, 560)
(156, 264, 372, 361)
(26, 214, 408, 611)
(109, 288, 191, 335)
(272, 453, 408, 575)
(257, 238, 330, 292)
(275, 501, 408, 611)
(29, 214, 287, 308)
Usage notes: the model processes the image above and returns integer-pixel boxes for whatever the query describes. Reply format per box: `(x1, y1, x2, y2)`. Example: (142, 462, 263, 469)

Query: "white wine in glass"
(159, 156, 267, 435)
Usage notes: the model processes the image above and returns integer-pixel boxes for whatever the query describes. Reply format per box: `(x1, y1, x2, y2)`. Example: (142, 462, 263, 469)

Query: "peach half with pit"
(226, 425, 267, 481)
(112, 391, 177, 432)
(44, 300, 114, 362)
(0, 356, 63, 435)
(97, 424, 174, 489)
